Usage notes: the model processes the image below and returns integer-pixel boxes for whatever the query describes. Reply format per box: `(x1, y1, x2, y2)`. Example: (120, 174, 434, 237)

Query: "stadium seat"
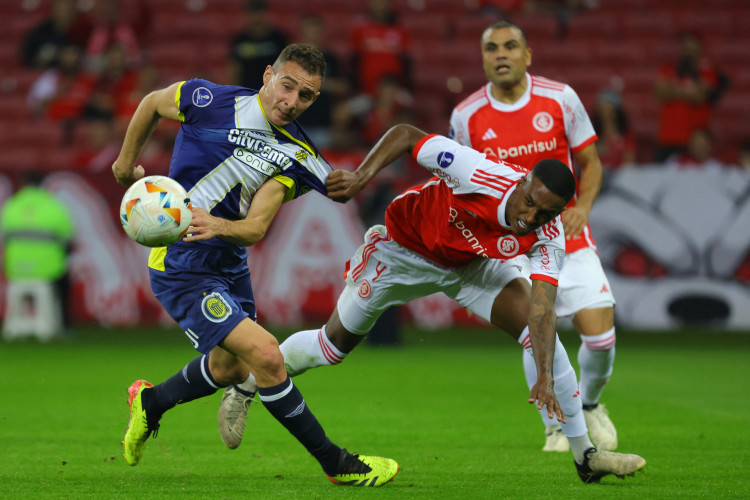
(620, 11, 677, 39)
(530, 40, 593, 67)
(404, 14, 452, 40)
(591, 41, 644, 66)
(510, 13, 560, 41)
(564, 69, 618, 99)
(567, 11, 621, 40)
(708, 40, 749, 66)
(681, 11, 734, 38)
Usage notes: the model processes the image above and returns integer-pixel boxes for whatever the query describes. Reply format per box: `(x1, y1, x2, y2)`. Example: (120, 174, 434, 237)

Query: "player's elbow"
(242, 227, 266, 247)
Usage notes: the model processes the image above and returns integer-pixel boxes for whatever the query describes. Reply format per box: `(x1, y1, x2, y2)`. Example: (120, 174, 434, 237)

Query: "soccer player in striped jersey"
(449, 21, 618, 453)
(112, 44, 398, 487)
(219, 124, 646, 483)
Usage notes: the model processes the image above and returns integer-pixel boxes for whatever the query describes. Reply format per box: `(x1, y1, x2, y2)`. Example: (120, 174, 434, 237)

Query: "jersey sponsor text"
(483, 137, 557, 161)
(449, 207, 490, 259)
(227, 129, 293, 169)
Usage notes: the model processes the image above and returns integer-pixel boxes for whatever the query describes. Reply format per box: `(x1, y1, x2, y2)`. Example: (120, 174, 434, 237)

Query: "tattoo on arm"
(528, 281, 559, 377)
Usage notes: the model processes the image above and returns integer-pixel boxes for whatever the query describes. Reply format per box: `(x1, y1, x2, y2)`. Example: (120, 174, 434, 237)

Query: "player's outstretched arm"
(527, 279, 565, 423)
(184, 177, 287, 246)
(326, 123, 428, 202)
(112, 81, 183, 187)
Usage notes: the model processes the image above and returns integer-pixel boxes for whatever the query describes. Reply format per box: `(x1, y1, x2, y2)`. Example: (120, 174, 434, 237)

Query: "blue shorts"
(149, 243, 257, 354)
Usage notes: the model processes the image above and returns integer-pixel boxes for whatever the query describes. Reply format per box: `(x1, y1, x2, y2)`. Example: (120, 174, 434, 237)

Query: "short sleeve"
(528, 218, 566, 284)
(176, 79, 226, 125)
(562, 85, 597, 153)
(412, 135, 488, 190)
(448, 108, 471, 147)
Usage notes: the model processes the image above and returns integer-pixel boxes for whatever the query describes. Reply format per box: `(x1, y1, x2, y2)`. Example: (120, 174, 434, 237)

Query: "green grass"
(1, 326, 749, 499)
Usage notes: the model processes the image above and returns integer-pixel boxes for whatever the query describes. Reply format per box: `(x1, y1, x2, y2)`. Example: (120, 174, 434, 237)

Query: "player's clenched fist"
(326, 170, 364, 203)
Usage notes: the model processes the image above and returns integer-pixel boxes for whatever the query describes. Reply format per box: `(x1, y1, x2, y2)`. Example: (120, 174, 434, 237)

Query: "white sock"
(568, 434, 595, 464)
(519, 328, 588, 439)
(238, 326, 346, 394)
(577, 328, 616, 406)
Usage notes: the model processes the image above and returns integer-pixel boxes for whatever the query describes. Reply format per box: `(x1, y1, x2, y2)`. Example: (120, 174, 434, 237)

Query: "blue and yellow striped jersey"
(149, 79, 333, 269)
(171, 78, 331, 226)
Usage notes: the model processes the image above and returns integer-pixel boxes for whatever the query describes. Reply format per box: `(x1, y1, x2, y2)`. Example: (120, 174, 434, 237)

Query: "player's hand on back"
(326, 170, 364, 203)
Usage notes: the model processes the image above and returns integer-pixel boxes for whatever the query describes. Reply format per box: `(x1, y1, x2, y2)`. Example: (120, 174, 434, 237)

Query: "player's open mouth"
(518, 219, 529, 231)
(496, 64, 510, 73)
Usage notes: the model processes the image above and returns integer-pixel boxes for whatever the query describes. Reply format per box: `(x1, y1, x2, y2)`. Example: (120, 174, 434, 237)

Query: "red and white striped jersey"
(449, 73, 598, 252)
(385, 134, 566, 285)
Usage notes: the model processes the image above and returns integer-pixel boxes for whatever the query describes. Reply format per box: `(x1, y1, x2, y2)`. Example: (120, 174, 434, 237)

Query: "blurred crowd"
(15, 0, 746, 183)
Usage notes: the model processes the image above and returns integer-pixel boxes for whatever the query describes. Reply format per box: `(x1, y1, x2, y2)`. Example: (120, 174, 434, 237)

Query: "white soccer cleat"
(542, 424, 570, 452)
(575, 447, 646, 483)
(583, 404, 618, 451)
(217, 385, 255, 449)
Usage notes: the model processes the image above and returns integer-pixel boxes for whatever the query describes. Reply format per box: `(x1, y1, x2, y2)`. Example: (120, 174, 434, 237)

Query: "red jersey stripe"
(472, 170, 515, 191)
(531, 76, 566, 91)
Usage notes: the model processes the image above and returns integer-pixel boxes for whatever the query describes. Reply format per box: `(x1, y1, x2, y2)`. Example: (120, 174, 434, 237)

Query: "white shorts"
(337, 225, 526, 335)
(516, 247, 615, 318)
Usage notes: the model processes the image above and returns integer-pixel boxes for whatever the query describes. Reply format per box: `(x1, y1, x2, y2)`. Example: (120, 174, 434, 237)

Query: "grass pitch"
(0, 325, 748, 499)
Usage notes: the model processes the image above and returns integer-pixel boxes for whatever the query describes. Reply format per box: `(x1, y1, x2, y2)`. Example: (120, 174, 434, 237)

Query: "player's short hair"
(530, 159, 576, 203)
(274, 43, 326, 79)
(483, 21, 528, 47)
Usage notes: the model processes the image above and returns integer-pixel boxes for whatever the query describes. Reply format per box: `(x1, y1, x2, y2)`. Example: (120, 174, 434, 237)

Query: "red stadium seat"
(681, 11, 734, 38)
(708, 40, 749, 66)
(621, 11, 678, 39)
(591, 41, 644, 66)
(529, 40, 593, 67)
(567, 11, 621, 40)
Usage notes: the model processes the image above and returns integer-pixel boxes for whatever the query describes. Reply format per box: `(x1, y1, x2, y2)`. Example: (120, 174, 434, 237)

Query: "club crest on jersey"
(193, 87, 213, 107)
(437, 151, 454, 168)
(532, 112, 554, 132)
(295, 149, 308, 162)
(201, 292, 232, 323)
(497, 235, 520, 256)
(358, 279, 372, 299)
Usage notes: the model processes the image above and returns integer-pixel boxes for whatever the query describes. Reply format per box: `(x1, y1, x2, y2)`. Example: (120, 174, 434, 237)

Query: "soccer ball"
(120, 175, 192, 247)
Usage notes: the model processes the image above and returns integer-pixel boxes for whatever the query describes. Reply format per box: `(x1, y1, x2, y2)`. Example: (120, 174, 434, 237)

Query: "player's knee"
(208, 356, 249, 385)
(250, 341, 286, 379)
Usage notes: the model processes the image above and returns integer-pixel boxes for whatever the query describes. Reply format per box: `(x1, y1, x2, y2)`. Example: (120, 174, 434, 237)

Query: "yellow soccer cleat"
(123, 379, 158, 466)
(327, 449, 399, 487)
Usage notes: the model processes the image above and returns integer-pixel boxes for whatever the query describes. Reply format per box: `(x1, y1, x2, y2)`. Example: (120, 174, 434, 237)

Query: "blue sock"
(258, 377, 341, 475)
(143, 354, 221, 424)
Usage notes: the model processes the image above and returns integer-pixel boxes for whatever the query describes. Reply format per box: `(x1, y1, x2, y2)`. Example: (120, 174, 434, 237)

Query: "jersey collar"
(257, 95, 316, 156)
(496, 182, 519, 229)
(485, 73, 532, 112)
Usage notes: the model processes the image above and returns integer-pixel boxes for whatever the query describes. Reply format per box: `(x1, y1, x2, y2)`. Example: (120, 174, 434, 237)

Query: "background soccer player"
(449, 21, 618, 452)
